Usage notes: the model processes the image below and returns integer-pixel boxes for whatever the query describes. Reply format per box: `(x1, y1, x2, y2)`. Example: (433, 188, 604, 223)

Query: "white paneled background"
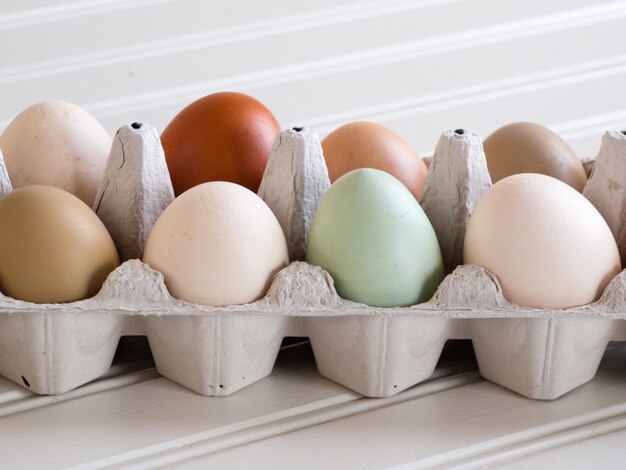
(3, 1, 626, 469)
(3, 0, 626, 158)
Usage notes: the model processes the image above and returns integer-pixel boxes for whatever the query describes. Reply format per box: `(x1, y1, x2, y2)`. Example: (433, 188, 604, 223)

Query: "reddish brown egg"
(322, 122, 428, 199)
(161, 92, 280, 195)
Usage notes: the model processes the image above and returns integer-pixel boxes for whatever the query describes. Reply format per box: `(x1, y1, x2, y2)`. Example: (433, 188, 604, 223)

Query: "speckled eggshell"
(483, 122, 587, 191)
(306, 168, 445, 307)
(0, 101, 112, 205)
(143, 181, 289, 306)
(0, 185, 120, 304)
(322, 121, 428, 199)
(464, 173, 621, 309)
(161, 92, 280, 196)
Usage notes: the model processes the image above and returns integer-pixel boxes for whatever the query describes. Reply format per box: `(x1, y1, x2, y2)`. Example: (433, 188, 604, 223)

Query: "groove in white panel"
(0, 0, 177, 31)
(0, 387, 31, 405)
(554, 110, 626, 142)
(494, 426, 626, 469)
(307, 54, 626, 133)
(69, 372, 483, 469)
(25, 52, 619, 138)
(0, 368, 160, 418)
(380, 74, 626, 159)
(134, 347, 626, 470)
(2, 2, 621, 129)
(397, 408, 626, 469)
(0, 0, 460, 83)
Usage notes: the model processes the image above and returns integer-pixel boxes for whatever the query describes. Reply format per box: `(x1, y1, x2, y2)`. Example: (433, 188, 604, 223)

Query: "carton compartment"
(0, 311, 123, 394)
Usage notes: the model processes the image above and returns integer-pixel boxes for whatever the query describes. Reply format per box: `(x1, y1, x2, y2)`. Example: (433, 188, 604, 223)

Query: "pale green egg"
(306, 168, 445, 307)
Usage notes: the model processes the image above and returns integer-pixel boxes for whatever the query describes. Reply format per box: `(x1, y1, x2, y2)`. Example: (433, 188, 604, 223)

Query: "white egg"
(464, 173, 621, 309)
(0, 101, 112, 205)
(143, 181, 289, 306)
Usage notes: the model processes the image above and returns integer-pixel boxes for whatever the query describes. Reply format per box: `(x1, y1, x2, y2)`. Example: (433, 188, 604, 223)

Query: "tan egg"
(0, 101, 112, 205)
(143, 181, 289, 307)
(483, 122, 587, 191)
(322, 122, 428, 199)
(0, 185, 120, 304)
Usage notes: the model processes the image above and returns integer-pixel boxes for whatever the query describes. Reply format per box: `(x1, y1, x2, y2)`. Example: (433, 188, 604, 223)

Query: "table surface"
(1, 338, 626, 469)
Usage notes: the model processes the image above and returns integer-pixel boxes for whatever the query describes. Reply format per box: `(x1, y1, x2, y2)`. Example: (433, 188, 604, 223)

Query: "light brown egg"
(322, 122, 428, 199)
(0, 185, 120, 303)
(483, 122, 587, 191)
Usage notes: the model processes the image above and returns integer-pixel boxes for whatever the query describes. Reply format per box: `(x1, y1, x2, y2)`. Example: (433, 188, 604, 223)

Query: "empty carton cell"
(469, 317, 615, 399)
(307, 314, 449, 397)
(0, 310, 122, 394)
(145, 314, 286, 396)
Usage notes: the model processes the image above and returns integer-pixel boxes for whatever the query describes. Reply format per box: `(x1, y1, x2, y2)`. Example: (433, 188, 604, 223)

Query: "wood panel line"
(151, 346, 626, 469)
(0, 0, 457, 81)
(554, 109, 626, 142)
(0, 0, 177, 31)
(307, 54, 626, 133)
(411, 408, 626, 469)
(0, 364, 158, 418)
(10, 48, 610, 139)
(73, 371, 483, 469)
(1, 0, 622, 87)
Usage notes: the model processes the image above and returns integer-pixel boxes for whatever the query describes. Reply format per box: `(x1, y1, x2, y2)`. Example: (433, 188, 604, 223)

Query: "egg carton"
(1, 124, 626, 400)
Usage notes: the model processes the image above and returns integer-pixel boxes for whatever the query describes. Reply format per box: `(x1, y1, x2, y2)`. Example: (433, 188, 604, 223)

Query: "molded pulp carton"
(1, 124, 625, 400)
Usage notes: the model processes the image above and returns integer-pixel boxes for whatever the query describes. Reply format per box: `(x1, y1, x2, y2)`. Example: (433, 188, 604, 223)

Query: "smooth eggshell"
(464, 173, 621, 309)
(161, 92, 280, 196)
(0, 185, 120, 304)
(483, 122, 587, 191)
(143, 181, 289, 306)
(322, 122, 428, 199)
(306, 168, 445, 307)
(0, 101, 112, 205)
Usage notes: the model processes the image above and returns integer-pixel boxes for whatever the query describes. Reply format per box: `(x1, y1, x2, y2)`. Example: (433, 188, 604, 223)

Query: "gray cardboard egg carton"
(2, 125, 626, 401)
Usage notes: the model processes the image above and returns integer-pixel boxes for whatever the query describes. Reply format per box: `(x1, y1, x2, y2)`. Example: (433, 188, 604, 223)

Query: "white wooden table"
(1, 339, 626, 469)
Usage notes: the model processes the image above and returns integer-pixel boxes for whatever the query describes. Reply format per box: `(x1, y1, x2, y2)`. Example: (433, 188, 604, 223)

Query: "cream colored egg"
(143, 181, 289, 306)
(464, 173, 621, 309)
(0, 101, 111, 205)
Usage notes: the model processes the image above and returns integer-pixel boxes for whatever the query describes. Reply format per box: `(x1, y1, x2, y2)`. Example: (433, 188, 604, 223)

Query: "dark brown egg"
(161, 92, 280, 196)
(483, 122, 587, 191)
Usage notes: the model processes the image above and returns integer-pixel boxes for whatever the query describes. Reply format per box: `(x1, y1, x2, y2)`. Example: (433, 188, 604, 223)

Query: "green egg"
(306, 168, 445, 307)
